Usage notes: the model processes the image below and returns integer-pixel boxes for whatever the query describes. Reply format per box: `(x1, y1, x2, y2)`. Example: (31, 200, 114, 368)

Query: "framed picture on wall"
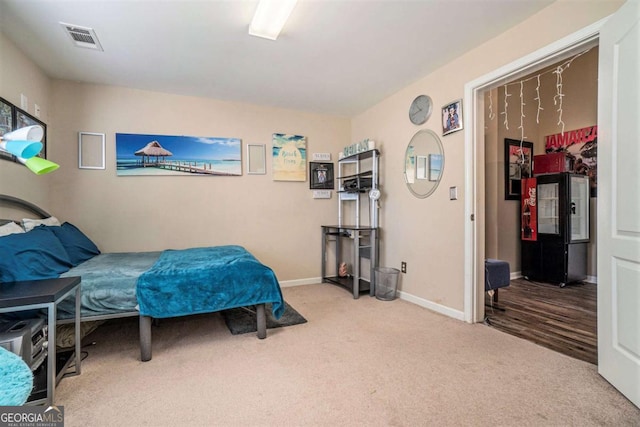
(15, 107, 47, 159)
(441, 99, 463, 136)
(0, 97, 15, 137)
(428, 154, 443, 182)
(309, 162, 334, 189)
(504, 138, 533, 200)
(273, 133, 307, 181)
(0, 97, 16, 162)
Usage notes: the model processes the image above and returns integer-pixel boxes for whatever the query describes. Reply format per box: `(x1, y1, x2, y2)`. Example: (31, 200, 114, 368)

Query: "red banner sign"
(544, 125, 597, 196)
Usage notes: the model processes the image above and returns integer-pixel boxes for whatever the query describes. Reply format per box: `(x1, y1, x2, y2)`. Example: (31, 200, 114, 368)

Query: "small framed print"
(79, 132, 106, 170)
(416, 155, 428, 180)
(247, 144, 266, 175)
(429, 154, 443, 181)
(0, 97, 15, 138)
(442, 99, 463, 136)
(504, 138, 533, 200)
(15, 107, 47, 159)
(309, 162, 334, 189)
(0, 97, 16, 162)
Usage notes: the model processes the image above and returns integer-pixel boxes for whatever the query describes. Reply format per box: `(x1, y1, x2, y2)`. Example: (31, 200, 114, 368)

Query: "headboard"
(0, 194, 51, 226)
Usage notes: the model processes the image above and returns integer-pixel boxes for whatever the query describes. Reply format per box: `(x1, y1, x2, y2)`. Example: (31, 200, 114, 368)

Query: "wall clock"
(409, 95, 433, 125)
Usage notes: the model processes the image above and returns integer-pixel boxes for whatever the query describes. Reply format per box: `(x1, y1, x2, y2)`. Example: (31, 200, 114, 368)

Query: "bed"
(0, 194, 284, 361)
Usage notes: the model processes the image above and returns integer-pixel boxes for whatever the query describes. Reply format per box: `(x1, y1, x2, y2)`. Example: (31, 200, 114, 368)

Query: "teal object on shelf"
(0, 347, 34, 406)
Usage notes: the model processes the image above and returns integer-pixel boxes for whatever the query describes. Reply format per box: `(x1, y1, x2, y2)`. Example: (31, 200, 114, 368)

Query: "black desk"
(321, 225, 378, 298)
(0, 276, 82, 406)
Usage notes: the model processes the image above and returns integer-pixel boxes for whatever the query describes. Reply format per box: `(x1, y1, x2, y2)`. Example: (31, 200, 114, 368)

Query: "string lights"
(488, 48, 590, 137)
(534, 74, 543, 124)
(488, 90, 496, 120)
(553, 65, 565, 135)
(518, 81, 526, 143)
(501, 84, 511, 131)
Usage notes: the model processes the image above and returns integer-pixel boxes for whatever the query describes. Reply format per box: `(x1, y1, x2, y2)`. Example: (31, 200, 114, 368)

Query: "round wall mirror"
(404, 129, 445, 198)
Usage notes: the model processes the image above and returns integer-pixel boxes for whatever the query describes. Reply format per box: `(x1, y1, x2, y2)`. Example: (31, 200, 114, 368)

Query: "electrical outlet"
(401, 262, 407, 273)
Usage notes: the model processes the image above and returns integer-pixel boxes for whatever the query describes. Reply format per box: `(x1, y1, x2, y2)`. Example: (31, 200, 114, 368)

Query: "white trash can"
(375, 267, 400, 301)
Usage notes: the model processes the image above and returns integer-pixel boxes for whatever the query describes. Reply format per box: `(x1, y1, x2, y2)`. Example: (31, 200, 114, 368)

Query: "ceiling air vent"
(60, 22, 103, 51)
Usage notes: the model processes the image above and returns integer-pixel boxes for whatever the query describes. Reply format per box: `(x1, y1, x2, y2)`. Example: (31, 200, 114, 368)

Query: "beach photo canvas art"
(116, 133, 242, 176)
(272, 133, 307, 181)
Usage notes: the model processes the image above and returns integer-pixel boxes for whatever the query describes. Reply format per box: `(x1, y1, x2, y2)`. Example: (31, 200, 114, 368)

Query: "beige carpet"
(56, 284, 639, 426)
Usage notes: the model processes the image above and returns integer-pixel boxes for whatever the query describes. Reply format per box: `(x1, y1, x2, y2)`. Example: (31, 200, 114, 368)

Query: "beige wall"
(1, 1, 620, 312)
(47, 82, 350, 281)
(351, 1, 620, 312)
(0, 33, 52, 213)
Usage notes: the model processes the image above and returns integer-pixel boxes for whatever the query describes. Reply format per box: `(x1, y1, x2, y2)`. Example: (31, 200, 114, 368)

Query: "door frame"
(463, 18, 608, 323)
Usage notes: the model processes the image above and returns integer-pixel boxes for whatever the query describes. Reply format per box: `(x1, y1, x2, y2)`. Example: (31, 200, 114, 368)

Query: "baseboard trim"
(279, 277, 320, 288)
(509, 272, 597, 284)
(398, 290, 465, 321)
(282, 274, 596, 320)
(281, 278, 465, 322)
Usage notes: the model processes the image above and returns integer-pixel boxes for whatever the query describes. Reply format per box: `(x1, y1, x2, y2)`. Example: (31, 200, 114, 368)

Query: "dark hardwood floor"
(484, 278, 597, 365)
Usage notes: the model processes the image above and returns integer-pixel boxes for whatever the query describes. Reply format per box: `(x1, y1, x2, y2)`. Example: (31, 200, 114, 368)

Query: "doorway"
(462, 20, 605, 329)
(467, 2, 640, 408)
(481, 48, 599, 363)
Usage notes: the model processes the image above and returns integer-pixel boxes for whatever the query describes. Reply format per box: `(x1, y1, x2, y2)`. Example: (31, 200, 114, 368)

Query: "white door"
(597, 0, 640, 408)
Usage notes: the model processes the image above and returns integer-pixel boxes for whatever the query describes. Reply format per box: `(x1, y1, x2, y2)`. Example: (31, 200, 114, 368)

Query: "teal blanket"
(136, 245, 284, 320)
(59, 251, 161, 319)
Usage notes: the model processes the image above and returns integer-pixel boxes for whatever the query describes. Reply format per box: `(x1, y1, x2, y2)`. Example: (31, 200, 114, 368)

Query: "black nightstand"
(0, 276, 82, 406)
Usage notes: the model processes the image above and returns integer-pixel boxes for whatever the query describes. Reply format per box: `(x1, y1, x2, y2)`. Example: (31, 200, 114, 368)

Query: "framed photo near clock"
(441, 99, 463, 136)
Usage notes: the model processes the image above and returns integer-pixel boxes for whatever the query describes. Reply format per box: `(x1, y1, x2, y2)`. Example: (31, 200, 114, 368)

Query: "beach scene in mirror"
(116, 133, 242, 176)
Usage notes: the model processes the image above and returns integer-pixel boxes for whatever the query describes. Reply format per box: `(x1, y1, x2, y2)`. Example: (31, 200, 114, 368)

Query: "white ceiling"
(0, 0, 554, 117)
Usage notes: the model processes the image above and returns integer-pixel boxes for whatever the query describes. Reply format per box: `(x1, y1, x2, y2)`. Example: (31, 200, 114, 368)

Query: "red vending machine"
(520, 172, 590, 286)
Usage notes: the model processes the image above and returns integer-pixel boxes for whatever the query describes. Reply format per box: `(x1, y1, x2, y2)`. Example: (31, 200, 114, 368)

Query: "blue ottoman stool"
(485, 259, 510, 303)
(0, 347, 33, 406)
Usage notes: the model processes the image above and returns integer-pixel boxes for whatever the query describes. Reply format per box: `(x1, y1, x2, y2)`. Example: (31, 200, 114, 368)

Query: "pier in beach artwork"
(116, 133, 242, 176)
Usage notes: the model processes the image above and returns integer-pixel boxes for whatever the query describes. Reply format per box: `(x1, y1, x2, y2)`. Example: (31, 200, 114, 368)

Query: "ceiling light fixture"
(249, 0, 298, 41)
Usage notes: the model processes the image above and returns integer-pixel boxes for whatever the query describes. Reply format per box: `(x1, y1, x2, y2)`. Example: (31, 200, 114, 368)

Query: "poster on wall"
(504, 139, 533, 200)
(0, 97, 16, 162)
(544, 125, 597, 197)
(115, 133, 242, 176)
(272, 133, 307, 181)
(521, 177, 537, 241)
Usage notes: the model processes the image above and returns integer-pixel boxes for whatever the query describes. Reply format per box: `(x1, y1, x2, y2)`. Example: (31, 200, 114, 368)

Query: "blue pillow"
(0, 226, 73, 282)
(49, 222, 100, 267)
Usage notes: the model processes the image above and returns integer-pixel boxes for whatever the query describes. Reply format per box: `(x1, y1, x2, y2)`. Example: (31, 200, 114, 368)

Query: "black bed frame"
(0, 194, 267, 362)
